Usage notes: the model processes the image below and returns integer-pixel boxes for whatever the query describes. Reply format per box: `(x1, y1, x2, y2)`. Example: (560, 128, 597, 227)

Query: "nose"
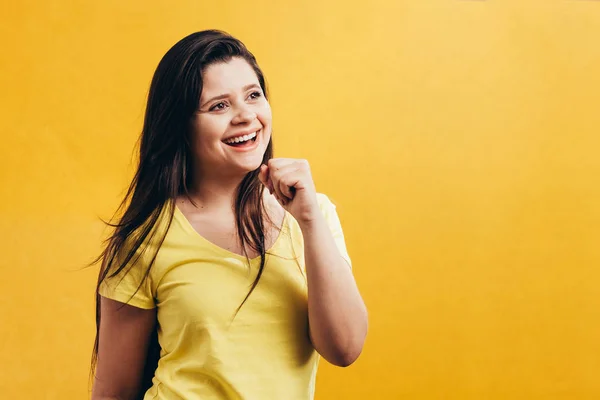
(231, 106, 257, 125)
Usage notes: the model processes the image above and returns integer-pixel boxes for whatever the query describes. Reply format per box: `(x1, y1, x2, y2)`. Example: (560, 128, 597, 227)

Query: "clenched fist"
(258, 158, 320, 224)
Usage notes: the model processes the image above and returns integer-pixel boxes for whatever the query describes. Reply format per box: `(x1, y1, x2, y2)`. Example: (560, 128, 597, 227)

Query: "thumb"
(258, 164, 269, 186)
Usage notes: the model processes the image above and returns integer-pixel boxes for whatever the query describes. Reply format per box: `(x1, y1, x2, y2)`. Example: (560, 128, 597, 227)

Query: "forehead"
(200, 57, 259, 98)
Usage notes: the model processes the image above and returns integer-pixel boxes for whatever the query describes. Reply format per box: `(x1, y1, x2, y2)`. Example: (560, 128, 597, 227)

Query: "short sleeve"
(98, 241, 156, 309)
(317, 193, 352, 269)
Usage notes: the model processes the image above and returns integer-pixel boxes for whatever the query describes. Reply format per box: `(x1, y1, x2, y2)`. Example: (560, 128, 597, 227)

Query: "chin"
(226, 156, 262, 175)
(244, 160, 265, 174)
(222, 131, 270, 174)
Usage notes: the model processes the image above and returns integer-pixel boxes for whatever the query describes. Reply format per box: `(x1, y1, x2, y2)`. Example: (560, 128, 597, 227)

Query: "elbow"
(321, 327, 368, 368)
(328, 346, 363, 367)
(312, 308, 369, 367)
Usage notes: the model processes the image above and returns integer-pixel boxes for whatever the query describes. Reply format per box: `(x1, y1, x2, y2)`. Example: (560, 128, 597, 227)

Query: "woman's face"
(190, 57, 272, 179)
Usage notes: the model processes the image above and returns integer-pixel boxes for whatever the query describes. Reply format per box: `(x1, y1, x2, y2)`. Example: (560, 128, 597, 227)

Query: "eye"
(248, 91, 262, 100)
(210, 102, 228, 112)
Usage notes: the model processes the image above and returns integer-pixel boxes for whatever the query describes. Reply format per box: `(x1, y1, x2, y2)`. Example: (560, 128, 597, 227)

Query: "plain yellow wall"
(1, 1, 599, 399)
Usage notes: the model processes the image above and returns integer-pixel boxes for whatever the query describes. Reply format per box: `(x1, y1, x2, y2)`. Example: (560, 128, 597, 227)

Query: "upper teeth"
(225, 131, 257, 144)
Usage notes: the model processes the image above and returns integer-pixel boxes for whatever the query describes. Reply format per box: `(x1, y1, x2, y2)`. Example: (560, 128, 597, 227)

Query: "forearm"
(301, 214, 368, 367)
(91, 380, 139, 400)
(92, 397, 125, 400)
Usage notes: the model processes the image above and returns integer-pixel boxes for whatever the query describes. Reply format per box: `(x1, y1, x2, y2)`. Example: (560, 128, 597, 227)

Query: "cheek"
(194, 119, 226, 145)
(257, 104, 273, 132)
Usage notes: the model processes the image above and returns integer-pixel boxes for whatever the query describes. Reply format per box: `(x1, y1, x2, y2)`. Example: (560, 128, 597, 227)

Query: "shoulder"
(315, 192, 339, 213)
(316, 192, 329, 204)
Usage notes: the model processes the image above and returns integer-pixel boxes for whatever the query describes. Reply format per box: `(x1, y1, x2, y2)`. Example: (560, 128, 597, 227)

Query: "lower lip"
(224, 130, 261, 152)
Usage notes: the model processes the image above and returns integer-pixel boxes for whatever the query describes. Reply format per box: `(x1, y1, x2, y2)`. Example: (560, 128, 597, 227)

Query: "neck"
(185, 170, 246, 213)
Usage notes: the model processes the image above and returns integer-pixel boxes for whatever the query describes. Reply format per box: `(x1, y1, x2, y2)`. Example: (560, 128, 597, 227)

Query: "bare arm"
(92, 296, 157, 400)
(302, 214, 368, 367)
(258, 159, 368, 367)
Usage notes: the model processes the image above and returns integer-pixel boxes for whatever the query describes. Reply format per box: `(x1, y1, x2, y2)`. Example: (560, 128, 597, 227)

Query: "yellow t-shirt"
(99, 193, 352, 400)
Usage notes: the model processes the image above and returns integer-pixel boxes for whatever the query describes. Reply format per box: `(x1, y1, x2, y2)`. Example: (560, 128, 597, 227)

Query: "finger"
(267, 158, 296, 173)
(278, 171, 302, 199)
(258, 164, 276, 194)
(266, 172, 275, 195)
(269, 182, 285, 205)
(258, 164, 269, 187)
(277, 194, 288, 206)
(270, 175, 286, 203)
(270, 164, 300, 200)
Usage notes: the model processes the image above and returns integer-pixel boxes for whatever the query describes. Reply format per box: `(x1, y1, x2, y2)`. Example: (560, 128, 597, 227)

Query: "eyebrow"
(200, 83, 261, 109)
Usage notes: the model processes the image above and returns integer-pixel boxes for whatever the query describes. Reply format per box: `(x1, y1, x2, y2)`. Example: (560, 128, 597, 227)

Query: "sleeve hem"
(341, 255, 353, 269)
(98, 286, 156, 310)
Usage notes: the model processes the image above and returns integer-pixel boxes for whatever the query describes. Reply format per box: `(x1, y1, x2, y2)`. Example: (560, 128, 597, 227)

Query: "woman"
(91, 30, 368, 400)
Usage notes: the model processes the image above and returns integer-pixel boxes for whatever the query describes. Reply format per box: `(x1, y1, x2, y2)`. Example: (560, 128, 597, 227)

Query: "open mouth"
(223, 130, 259, 148)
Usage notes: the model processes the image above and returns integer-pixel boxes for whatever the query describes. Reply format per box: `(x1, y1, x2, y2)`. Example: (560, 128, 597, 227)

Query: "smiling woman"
(191, 59, 269, 165)
(193, 62, 270, 170)
(90, 30, 367, 400)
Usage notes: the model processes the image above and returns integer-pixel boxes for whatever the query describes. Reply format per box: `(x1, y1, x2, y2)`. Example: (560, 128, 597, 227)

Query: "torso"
(174, 191, 286, 260)
(99, 193, 341, 399)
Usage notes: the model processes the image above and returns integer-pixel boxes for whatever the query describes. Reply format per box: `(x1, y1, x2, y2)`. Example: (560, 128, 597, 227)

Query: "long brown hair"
(90, 30, 274, 397)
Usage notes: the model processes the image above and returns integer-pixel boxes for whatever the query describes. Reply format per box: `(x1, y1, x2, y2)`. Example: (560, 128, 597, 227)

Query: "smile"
(223, 130, 260, 148)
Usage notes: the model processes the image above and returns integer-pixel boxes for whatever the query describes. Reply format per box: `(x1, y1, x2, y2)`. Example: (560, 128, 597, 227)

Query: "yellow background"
(1, 1, 599, 399)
